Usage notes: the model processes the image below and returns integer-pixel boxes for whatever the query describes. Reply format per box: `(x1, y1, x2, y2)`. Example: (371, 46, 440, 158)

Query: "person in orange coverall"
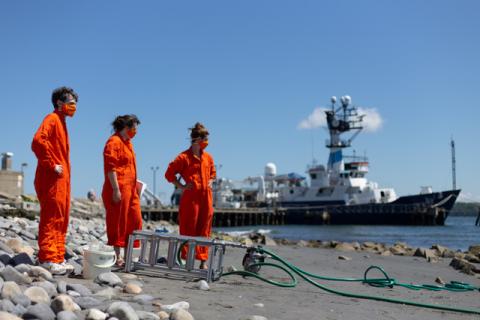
(165, 122, 216, 269)
(31, 86, 78, 275)
(102, 114, 143, 266)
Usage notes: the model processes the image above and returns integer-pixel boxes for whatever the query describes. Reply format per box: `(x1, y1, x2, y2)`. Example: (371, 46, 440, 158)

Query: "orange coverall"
(31, 110, 71, 264)
(102, 133, 142, 248)
(165, 148, 216, 260)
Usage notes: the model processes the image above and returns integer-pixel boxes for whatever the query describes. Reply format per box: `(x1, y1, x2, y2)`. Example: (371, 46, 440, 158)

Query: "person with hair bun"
(165, 122, 216, 269)
(102, 114, 143, 266)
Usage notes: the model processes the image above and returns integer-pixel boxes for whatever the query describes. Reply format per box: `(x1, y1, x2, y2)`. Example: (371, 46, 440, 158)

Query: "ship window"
(310, 173, 317, 179)
(381, 191, 385, 197)
(290, 189, 294, 194)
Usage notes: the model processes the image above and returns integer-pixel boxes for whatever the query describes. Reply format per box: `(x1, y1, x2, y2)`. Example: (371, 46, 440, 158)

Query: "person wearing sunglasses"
(32, 86, 78, 275)
(165, 122, 216, 269)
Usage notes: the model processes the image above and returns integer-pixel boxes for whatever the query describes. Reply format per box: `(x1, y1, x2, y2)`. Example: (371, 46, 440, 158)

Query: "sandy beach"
(58, 241, 480, 320)
(0, 211, 479, 320)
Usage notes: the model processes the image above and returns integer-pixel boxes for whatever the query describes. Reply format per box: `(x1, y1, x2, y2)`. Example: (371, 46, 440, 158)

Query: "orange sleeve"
(209, 155, 216, 180)
(31, 115, 56, 170)
(165, 153, 186, 183)
(104, 137, 121, 173)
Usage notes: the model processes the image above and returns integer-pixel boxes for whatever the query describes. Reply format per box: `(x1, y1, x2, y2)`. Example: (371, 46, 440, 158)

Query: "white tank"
(264, 163, 277, 177)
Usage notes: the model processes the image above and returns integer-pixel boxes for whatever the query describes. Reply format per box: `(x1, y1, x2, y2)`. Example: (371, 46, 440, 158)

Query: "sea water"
(214, 216, 479, 251)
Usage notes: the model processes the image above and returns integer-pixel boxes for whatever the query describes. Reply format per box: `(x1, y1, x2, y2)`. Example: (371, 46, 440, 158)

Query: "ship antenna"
(451, 137, 456, 190)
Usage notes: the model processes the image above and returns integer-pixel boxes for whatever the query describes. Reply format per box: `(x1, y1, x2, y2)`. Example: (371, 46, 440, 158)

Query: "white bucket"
(82, 244, 117, 280)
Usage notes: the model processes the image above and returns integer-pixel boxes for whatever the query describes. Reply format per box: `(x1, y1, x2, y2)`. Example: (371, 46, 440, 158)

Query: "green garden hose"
(223, 247, 480, 315)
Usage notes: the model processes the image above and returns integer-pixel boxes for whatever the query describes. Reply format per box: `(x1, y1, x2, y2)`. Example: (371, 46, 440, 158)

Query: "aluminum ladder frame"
(124, 230, 246, 282)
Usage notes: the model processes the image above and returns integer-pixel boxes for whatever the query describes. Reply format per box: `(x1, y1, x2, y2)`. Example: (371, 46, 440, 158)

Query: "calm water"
(214, 216, 479, 251)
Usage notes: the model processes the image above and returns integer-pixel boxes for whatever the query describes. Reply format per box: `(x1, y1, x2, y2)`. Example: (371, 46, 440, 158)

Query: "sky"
(0, 1, 479, 203)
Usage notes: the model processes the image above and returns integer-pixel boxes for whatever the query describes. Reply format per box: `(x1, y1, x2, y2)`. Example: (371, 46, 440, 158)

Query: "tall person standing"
(102, 115, 143, 266)
(32, 86, 78, 275)
(165, 122, 216, 269)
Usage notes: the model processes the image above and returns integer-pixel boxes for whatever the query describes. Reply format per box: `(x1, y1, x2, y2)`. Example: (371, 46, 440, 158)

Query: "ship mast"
(324, 96, 364, 181)
(451, 137, 456, 190)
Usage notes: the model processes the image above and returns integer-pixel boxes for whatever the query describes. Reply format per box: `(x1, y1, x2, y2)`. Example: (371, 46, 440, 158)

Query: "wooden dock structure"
(142, 203, 449, 227)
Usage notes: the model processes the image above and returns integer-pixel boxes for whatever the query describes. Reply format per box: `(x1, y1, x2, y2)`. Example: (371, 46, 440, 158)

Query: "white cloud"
(358, 107, 383, 132)
(297, 107, 328, 129)
(297, 107, 383, 132)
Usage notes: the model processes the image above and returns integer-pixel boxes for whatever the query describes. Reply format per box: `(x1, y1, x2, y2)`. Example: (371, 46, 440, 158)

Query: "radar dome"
(264, 163, 277, 177)
(341, 95, 351, 106)
(331, 96, 337, 104)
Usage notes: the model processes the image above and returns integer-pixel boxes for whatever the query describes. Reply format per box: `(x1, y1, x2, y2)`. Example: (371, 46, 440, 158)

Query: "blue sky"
(1, 1, 479, 202)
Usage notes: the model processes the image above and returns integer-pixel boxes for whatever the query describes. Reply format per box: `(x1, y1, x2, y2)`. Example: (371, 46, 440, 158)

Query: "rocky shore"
(0, 206, 479, 319)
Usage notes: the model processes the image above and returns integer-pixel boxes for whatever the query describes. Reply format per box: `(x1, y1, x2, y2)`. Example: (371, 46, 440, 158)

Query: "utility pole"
(451, 138, 456, 190)
(150, 166, 159, 196)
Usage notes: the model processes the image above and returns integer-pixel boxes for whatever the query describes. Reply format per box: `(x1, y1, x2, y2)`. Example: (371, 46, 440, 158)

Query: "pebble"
(51, 294, 82, 313)
(136, 310, 160, 320)
(161, 301, 190, 313)
(124, 282, 143, 294)
(28, 266, 53, 281)
(170, 309, 194, 320)
(0, 265, 32, 284)
(157, 311, 169, 320)
(338, 255, 352, 261)
(196, 280, 209, 291)
(32, 281, 58, 298)
(67, 283, 92, 296)
(57, 280, 68, 294)
(0, 299, 16, 313)
(132, 294, 155, 305)
(253, 303, 264, 308)
(23, 303, 56, 320)
(1, 281, 22, 299)
(107, 301, 139, 320)
(95, 272, 123, 287)
(73, 296, 103, 309)
(0, 311, 22, 320)
(57, 310, 79, 320)
(94, 287, 118, 299)
(11, 293, 31, 308)
(24, 286, 51, 305)
(240, 316, 268, 320)
(86, 308, 107, 320)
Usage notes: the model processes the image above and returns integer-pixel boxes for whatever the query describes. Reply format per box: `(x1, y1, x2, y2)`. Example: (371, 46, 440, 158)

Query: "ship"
(214, 96, 459, 225)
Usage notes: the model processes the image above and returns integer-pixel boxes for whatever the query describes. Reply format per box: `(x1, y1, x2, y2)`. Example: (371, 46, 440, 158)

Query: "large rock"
(23, 303, 56, 320)
(73, 296, 102, 309)
(334, 242, 356, 252)
(414, 248, 437, 260)
(67, 283, 92, 296)
(136, 311, 160, 320)
(95, 272, 123, 287)
(450, 257, 479, 275)
(28, 266, 53, 281)
(468, 245, 480, 256)
(0, 299, 16, 313)
(161, 301, 190, 313)
(11, 293, 31, 308)
(86, 308, 107, 320)
(94, 287, 118, 299)
(157, 311, 169, 320)
(0, 311, 22, 320)
(51, 294, 81, 314)
(124, 282, 142, 294)
(1, 281, 22, 299)
(0, 265, 32, 284)
(106, 301, 139, 320)
(32, 281, 58, 298)
(5, 239, 23, 253)
(132, 294, 155, 305)
(57, 310, 79, 320)
(170, 309, 194, 320)
(24, 286, 51, 305)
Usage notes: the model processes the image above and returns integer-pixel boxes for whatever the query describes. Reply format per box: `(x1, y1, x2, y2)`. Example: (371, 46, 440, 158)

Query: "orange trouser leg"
(37, 177, 70, 264)
(104, 185, 142, 248)
(179, 190, 213, 261)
